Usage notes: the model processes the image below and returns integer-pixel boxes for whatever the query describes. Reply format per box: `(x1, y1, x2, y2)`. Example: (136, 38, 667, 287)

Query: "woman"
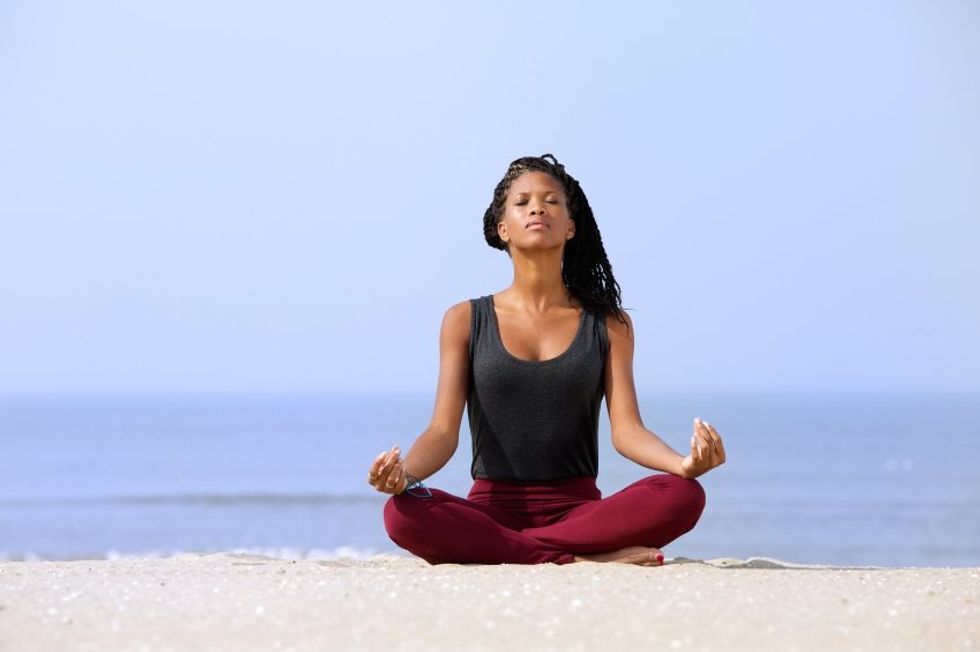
(367, 154, 726, 566)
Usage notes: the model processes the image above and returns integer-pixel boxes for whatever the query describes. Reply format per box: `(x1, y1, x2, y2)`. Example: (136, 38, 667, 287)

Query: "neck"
(504, 248, 573, 313)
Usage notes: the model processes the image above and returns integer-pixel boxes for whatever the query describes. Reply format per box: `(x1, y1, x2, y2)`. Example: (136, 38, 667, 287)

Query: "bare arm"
(603, 310, 688, 477)
(368, 300, 471, 493)
(603, 311, 727, 479)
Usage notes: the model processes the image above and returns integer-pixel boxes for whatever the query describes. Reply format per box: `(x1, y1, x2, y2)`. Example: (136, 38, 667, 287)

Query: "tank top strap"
(588, 306, 610, 359)
(468, 295, 492, 362)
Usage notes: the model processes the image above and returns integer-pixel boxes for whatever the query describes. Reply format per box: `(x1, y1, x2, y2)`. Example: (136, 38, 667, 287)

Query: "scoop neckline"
(487, 294, 587, 365)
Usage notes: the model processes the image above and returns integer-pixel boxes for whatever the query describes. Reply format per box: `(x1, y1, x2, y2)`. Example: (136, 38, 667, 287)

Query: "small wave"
(0, 544, 402, 562)
(671, 556, 888, 570)
(0, 492, 387, 507)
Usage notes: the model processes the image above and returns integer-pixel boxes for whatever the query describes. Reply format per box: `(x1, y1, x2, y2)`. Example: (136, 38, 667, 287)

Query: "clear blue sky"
(1, 1, 977, 395)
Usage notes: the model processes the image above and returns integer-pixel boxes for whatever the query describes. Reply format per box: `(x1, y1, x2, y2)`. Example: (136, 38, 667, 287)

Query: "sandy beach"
(1, 552, 977, 652)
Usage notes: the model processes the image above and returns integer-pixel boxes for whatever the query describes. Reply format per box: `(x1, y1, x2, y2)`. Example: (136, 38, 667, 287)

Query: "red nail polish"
(656, 553, 664, 563)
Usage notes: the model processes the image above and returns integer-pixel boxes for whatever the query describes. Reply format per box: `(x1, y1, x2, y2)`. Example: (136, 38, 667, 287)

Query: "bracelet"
(404, 472, 426, 490)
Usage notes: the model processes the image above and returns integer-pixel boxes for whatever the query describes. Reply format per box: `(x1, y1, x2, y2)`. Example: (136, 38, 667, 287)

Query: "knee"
(679, 476, 707, 520)
(660, 475, 706, 543)
(669, 476, 706, 535)
(382, 493, 426, 544)
(651, 474, 706, 523)
(382, 494, 407, 539)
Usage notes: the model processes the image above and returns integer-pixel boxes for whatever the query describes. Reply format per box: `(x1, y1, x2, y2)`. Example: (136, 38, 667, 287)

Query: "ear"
(498, 222, 509, 243)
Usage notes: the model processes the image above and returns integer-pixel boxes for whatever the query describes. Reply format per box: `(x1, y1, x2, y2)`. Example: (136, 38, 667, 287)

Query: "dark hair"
(482, 153, 629, 329)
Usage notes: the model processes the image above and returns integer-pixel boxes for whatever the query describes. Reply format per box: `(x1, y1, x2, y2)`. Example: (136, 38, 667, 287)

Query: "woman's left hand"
(680, 417, 726, 479)
(368, 445, 408, 494)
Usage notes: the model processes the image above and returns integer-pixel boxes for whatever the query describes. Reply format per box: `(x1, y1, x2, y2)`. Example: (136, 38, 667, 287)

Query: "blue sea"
(1, 392, 978, 567)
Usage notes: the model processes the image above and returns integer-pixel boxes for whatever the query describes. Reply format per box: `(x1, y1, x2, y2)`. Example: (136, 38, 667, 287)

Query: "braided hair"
(482, 153, 629, 330)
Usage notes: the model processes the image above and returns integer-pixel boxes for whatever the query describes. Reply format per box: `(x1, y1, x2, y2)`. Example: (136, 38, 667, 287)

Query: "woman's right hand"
(367, 445, 407, 494)
(679, 417, 726, 479)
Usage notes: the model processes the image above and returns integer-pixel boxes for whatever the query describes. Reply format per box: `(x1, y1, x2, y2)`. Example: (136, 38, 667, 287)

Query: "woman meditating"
(368, 154, 726, 566)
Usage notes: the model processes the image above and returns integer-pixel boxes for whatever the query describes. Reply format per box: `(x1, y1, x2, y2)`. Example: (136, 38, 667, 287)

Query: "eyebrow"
(512, 190, 561, 197)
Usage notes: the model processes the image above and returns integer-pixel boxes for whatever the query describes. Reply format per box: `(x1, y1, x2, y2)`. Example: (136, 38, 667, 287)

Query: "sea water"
(1, 392, 977, 567)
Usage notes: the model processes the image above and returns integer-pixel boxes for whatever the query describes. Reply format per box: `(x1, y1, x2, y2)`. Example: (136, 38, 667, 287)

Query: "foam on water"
(0, 545, 396, 562)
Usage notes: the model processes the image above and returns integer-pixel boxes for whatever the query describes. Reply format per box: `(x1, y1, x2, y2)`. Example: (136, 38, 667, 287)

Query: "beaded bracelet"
(402, 472, 431, 497)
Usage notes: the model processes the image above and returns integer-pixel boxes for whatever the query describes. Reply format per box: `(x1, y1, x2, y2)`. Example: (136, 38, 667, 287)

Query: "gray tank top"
(466, 294, 609, 482)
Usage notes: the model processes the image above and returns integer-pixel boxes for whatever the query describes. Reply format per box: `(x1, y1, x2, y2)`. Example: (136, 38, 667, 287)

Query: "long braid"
(482, 153, 629, 330)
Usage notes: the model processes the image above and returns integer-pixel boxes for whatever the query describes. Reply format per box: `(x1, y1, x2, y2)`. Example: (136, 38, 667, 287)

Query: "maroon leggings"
(383, 473, 706, 565)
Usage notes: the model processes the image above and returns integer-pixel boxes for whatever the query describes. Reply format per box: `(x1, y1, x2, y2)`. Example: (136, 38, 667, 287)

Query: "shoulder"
(440, 299, 474, 340)
(444, 299, 473, 321)
(604, 308, 634, 342)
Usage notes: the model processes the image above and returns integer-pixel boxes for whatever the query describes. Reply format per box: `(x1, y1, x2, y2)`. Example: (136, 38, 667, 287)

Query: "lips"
(526, 220, 548, 228)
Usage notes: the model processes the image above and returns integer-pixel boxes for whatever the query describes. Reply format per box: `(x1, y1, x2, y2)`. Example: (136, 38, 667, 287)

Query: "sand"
(1, 552, 977, 652)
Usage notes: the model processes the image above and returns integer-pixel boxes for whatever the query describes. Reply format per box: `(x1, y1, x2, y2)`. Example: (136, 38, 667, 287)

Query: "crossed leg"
(383, 488, 576, 565)
(520, 474, 706, 562)
(383, 474, 706, 566)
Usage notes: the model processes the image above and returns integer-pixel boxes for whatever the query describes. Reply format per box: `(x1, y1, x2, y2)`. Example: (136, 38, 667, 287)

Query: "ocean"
(1, 392, 978, 567)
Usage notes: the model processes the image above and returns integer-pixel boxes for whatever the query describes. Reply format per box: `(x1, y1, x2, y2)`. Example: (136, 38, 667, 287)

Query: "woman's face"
(497, 171, 575, 254)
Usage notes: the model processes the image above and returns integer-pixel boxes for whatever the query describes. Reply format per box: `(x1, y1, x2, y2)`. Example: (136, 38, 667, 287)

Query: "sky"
(0, 1, 977, 396)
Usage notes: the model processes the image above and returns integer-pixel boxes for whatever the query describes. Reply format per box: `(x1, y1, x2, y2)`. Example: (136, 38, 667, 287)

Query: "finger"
(378, 445, 401, 474)
(385, 461, 404, 490)
(703, 422, 721, 443)
(695, 426, 711, 446)
(701, 423, 720, 452)
(372, 466, 389, 492)
(694, 425, 712, 452)
(394, 468, 408, 494)
(713, 435, 726, 463)
(699, 430, 714, 464)
(369, 451, 387, 478)
(691, 420, 702, 456)
(376, 455, 400, 488)
(698, 430, 721, 466)
(385, 462, 402, 491)
(708, 433, 725, 464)
(704, 439, 721, 467)
(373, 466, 390, 489)
(695, 419, 712, 441)
(382, 443, 399, 461)
(701, 423, 725, 459)
(693, 419, 710, 449)
(381, 444, 400, 467)
(702, 424, 720, 452)
(369, 449, 393, 481)
(697, 426, 716, 456)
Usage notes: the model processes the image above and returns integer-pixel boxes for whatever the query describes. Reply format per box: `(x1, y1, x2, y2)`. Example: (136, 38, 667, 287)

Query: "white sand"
(1, 552, 978, 651)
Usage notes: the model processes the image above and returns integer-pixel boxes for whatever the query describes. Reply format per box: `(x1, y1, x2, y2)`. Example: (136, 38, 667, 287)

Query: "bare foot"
(572, 545, 664, 566)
